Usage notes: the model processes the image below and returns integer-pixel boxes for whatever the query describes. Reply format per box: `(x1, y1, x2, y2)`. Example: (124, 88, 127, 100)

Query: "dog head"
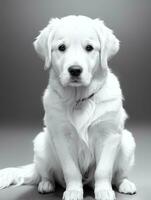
(34, 15, 119, 87)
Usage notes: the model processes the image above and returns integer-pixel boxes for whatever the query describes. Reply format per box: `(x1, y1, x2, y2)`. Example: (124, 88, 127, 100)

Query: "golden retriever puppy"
(0, 16, 136, 200)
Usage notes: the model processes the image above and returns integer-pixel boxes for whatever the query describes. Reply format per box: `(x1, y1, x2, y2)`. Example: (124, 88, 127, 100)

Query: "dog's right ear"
(33, 18, 60, 70)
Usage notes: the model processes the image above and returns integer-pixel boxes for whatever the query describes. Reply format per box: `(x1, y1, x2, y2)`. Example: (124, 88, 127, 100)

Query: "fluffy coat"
(0, 16, 136, 200)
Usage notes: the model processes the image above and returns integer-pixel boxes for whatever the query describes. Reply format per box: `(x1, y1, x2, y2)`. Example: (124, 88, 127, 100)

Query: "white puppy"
(0, 16, 136, 200)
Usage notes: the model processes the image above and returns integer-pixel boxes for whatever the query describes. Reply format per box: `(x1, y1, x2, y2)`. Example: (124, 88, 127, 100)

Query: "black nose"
(68, 65, 83, 77)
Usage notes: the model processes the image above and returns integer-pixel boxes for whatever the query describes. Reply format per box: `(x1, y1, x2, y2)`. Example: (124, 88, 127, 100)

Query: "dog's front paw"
(63, 189, 83, 200)
(95, 189, 116, 200)
(95, 182, 116, 200)
(118, 179, 136, 195)
(38, 180, 55, 194)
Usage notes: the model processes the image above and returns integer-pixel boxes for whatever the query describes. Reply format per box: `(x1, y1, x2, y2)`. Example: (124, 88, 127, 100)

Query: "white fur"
(0, 16, 136, 200)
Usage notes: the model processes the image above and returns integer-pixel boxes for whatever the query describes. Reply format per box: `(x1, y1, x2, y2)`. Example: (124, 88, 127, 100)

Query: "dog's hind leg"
(33, 129, 56, 194)
(0, 129, 55, 192)
(35, 160, 55, 194)
(113, 129, 136, 195)
(38, 176, 55, 194)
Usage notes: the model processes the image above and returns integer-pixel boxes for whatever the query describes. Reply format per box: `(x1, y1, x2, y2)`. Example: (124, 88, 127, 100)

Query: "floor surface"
(0, 122, 150, 199)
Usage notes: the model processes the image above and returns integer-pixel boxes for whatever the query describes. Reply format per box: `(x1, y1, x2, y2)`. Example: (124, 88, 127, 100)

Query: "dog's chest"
(66, 99, 95, 145)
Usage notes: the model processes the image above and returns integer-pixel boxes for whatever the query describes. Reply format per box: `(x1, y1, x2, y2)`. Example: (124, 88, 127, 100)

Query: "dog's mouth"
(69, 77, 83, 87)
(60, 72, 91, 87)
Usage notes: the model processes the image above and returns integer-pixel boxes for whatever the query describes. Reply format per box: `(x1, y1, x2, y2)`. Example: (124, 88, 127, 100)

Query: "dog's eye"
(58, 44, 66, 52)
(85, 45, 94, 52)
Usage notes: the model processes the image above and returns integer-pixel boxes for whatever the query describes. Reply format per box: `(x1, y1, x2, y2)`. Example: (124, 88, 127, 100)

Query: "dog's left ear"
(94, 19, 120, 68)
(33, 18, 60, 69)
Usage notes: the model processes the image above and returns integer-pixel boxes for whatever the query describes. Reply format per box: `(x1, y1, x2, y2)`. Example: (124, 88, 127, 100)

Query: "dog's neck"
(49, 67, 108, 105)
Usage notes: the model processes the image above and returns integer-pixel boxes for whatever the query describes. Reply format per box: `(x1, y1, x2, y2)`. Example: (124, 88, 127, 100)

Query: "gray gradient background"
(0, 0, 151, 199)
(1, 0, 151, 124)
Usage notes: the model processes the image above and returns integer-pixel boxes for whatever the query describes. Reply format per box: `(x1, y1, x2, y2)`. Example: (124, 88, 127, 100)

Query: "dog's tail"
(0, 163, 40, 189)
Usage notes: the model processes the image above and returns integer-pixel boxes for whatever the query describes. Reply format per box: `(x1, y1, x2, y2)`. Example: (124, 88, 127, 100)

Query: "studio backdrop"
(1, 0, 151, 124)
